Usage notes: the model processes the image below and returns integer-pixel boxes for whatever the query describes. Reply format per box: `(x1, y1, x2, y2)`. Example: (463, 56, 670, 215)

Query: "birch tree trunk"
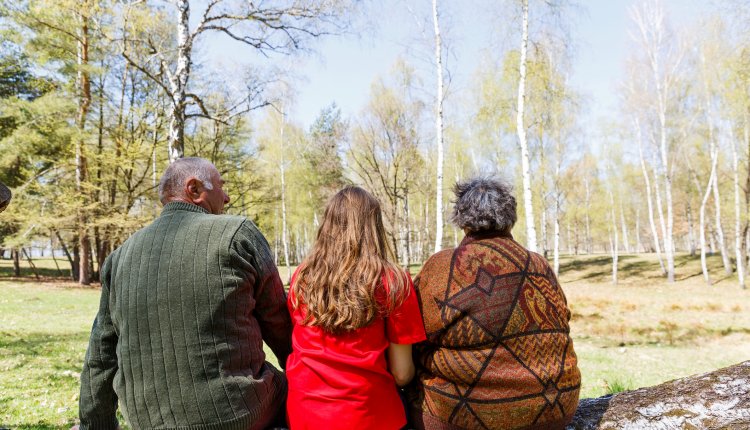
(732, 130, 746, 289)
(402, 194, 411, 269)
(279, 110, 291, 283)
(653, 166, 670, 274)
(585, 178, 592, 254)
(541, 209, 548, 258)
(76, 6, 92, 285)
(610, 191, 618, 286)
(632, 2, 678, 282)
(515, 0, 538, 252)
(167, 0, 191, 162)
(553, 129, 562, 273)
(554, 195, 560, 275)
(657, 118, 675, 282)
(700, 144, 719, 286)
(712, 166, 732, 274)
(636, 120, 665, 273)
(432, 0, 445, 253)
(701, 52, 733, 275)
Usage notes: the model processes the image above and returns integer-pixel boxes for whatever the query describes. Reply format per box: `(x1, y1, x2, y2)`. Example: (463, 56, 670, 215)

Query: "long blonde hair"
(291, 186, 407, 333)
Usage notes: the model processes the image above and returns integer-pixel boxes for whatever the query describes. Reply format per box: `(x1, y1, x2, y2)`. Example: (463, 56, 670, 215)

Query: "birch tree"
(698, 28, 733, 275)
(432, 0, 446, 253)
(515, 0, 538, 252)
(699, 139, 719, 285)
(118, 0, 353, 162)
(630, 0, 684, 282)
(348, 63, 426, 262)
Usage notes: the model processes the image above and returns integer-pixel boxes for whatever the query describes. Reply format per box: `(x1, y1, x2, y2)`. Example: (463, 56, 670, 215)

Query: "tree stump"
(0, 181, 11, 213)
(567, 361, 750, 429)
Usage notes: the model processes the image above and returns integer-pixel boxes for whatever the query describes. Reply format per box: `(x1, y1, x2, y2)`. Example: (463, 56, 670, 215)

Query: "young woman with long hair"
(285, 186, 426, 430)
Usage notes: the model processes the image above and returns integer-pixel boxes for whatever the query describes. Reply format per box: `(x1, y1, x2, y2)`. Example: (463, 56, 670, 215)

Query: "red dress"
(285, 269, 427, 430)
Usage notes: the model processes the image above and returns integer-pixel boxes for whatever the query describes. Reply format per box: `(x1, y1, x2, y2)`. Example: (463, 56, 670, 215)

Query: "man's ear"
(185, 177, 202, 200)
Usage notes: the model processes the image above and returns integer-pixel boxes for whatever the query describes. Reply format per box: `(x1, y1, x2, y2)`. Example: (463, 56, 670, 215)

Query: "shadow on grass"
(7, 425, 68, 430)
(559, 253, 735, 284)
(0, 262, 70, 279)
(0, 331, 89, 358)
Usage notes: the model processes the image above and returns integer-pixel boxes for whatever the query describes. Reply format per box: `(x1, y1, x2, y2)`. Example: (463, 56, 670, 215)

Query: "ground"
(1, 253, 748, 429)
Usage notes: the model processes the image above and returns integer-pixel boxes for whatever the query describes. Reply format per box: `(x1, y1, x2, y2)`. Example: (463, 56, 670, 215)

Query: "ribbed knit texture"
(79, 202, 292, 430)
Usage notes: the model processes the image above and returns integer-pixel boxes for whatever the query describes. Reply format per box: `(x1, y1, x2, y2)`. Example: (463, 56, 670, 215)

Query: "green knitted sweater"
(79, 202, 293, 430)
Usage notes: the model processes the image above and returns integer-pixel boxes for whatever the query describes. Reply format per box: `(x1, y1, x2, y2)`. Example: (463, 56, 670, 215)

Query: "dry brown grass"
(559, 252, 750, 397)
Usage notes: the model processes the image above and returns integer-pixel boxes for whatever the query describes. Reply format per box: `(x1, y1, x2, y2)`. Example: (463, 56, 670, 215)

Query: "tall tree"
(630, 0, 684, 282)
(432, 0, 446, 253)
(4, 0, 106, 284)
(348, 62, 426, 263)
(118, 0, 353, 162)
(515, 0, 538, 252)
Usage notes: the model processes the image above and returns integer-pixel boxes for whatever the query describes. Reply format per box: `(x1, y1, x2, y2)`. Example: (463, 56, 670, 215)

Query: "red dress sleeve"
(385, 273, 427, 345)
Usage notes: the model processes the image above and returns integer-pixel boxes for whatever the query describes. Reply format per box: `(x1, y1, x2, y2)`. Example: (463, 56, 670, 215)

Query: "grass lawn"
(1, 253, 749, 428)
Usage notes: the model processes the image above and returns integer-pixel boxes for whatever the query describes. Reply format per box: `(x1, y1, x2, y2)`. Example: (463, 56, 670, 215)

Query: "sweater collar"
(460, 229, 513, 247)
(161, 201, 210, 216)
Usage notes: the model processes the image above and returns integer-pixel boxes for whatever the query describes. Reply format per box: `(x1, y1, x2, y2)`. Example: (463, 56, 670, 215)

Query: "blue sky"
(203, 0, 717, 132)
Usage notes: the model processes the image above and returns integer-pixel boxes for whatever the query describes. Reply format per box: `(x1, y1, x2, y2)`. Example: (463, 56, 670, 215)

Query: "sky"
(204, 0, 718, 134)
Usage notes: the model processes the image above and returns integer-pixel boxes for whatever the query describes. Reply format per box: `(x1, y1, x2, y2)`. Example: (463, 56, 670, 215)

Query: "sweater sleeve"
(232, 220, 293, 369)
(79, 256, 120, 430)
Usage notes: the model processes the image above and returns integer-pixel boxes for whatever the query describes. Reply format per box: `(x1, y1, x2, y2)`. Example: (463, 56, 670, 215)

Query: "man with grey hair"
(76, 157, 292, 430)
(408, 177, 580, 430)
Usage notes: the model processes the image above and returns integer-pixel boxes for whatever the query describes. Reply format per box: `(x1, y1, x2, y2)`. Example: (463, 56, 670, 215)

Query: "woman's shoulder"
(422, 248, 456, 271)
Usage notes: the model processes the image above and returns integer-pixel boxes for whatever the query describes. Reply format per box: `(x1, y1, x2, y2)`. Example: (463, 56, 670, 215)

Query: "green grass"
(1, 253, 749, 427)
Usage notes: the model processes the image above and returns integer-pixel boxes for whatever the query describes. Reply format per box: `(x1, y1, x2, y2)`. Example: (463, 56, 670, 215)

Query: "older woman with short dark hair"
(408, 177, 581, 430)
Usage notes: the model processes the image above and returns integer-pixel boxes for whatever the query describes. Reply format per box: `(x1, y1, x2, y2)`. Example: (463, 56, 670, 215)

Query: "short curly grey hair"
(451, 177, 517, 233)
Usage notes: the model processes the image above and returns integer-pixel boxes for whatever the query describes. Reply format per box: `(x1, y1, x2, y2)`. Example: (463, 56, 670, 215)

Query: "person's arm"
(385, 272, 427, 386)
(387, 343, 416, 387)
(78, 257, 120, 430)
(235, 220, 293, 369)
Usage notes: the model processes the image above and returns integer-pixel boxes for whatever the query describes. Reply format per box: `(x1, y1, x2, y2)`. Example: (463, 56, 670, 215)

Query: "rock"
(0, 181, 10, 213)
(567, 361, 750, 429)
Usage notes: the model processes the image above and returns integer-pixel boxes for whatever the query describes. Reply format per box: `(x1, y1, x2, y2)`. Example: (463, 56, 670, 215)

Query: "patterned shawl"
(409, 231, 580, 430)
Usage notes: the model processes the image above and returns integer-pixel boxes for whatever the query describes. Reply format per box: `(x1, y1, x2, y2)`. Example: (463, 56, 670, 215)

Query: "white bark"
(167, 0, 191, 162)
(516, 0, 538, 252)
(609, 191, 618, 286)
(632, 0, 680, 282)
(554, 196, 560, 275)
(432, 0, 445, 253)
(653, 164, 669, 273)
(541, 208, 548, 257)
(732, 130, 746, 288)
(553, 124, 562, 273)
(569, 361, 750, 429)
(700, 144, 719, 286)
(700, 50, 733, 275)
(636, 119, 665, 273)
(584, 178, 592, 254)
(711, 155, 732, 274)
(279, 109, 291, 283)
(402, 194, 411, 268)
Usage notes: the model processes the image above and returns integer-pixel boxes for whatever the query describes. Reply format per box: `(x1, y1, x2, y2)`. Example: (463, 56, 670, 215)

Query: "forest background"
(1, 0, 749, 289)
(1, 0, 750, 426)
